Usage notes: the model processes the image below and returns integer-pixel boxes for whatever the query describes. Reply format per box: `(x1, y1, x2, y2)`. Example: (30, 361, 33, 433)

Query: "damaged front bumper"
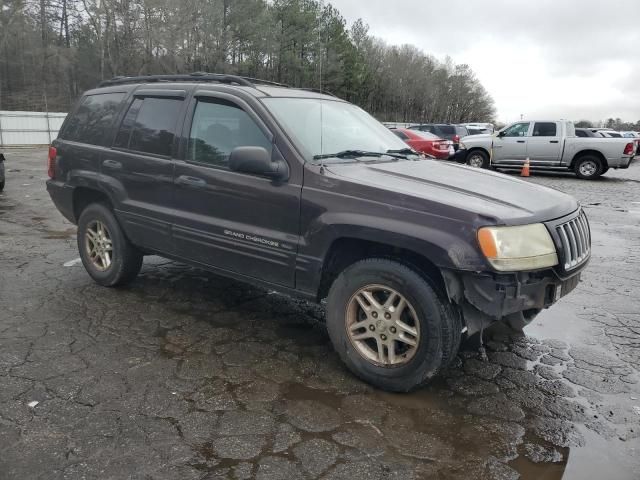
(442, 264, 586, 335)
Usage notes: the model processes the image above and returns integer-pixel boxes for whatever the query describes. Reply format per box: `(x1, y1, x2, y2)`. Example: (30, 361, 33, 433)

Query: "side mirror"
(229, 146, 289, 181)
(497, 131, 506, 138)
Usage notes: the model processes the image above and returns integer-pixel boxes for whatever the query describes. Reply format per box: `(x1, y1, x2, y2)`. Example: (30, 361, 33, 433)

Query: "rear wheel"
(77, 203, 143, 287)
(326, 258, 459, 392)
(466, 150, 490, 169)
(574, 155, 603, 180)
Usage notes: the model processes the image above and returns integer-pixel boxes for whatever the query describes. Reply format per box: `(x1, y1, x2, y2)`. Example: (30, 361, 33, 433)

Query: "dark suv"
(47, 73, 590, 392)
(409, 124, 469, 151)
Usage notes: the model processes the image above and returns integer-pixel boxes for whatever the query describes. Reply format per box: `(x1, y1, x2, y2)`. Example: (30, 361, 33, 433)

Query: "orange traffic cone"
(521, 157, 531, 177)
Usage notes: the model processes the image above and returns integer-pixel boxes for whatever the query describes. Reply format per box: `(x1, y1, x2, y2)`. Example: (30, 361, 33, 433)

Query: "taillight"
(48, 146, 57, 179)
(623, 143, 634, 155)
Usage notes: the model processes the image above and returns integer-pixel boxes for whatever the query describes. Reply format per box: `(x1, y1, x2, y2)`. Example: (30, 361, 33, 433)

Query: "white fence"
(0, 111, 67, 146)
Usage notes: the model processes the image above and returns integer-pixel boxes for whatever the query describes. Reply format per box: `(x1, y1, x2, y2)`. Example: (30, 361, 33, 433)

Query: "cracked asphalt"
(1, 149, 639, 480)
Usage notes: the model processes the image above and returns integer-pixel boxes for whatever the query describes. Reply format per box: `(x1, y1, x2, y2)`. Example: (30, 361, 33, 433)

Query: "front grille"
(556, 211, 590, 270)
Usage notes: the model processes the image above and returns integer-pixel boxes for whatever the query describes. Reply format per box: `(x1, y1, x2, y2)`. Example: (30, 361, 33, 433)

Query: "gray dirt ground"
(0, 148, 639, 480)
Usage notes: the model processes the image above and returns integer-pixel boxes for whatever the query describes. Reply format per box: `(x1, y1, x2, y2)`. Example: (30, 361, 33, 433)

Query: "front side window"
(502, 122, 531, 137)
(188, 98, 272, 168)
(114, 97, 182, 156)
(533, 122, 557, 137)
(262, 98, 410, 160)
(62, 93, 125, 146)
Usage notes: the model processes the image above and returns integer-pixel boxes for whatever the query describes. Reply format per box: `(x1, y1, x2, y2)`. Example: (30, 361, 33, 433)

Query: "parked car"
(391, 128, 454, 159)
(599, 131, 623, 138)
(466, 127, 491, 136)
(409, 124, 468, 151)
(0, 153, 5, 191)
(461, 122, 495, 133)
(47, 74, 590, 392)
(575, 128, 604, 138)
(457, 120, 635, 179)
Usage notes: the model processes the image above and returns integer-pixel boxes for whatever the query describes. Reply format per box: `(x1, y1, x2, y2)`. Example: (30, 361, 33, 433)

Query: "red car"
(391, 128, 454, 159)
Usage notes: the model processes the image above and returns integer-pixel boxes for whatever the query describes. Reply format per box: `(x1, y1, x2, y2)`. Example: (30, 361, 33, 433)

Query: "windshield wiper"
(313, 149, 411, 161)
(313, 150, 385, 160)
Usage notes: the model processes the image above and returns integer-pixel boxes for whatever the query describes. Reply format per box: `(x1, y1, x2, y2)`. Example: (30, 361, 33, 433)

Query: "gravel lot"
(1, 149, 639, 479)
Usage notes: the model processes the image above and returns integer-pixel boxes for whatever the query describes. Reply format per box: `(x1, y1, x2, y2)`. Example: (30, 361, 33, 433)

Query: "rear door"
(104, 89, 188, 253)
(492, 122, 531, 163)
(170, 91, 301, 287)
(527, 122, 562, 164)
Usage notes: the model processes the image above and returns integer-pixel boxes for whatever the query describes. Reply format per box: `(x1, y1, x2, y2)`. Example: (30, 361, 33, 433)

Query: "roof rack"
(98, 72, 291, 89)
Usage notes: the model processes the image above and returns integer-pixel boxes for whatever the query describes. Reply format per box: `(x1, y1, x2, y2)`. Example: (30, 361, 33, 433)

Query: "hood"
(325, 159, 578, 225)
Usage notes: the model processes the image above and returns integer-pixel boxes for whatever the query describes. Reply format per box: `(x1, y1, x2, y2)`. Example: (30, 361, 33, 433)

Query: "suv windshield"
(262, 98, 411, 161)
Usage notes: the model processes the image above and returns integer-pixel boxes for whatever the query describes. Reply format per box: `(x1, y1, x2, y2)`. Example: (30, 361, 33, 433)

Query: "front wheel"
(77, 203, 143, 287)
(466, 150, 490, 169)
(574, 155, 603, 180)
(326, 259, 460, 392)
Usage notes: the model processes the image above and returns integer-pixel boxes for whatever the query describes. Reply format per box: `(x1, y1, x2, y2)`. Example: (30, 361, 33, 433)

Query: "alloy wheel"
(85, 220, 113, 271)
(468, 154, 484, 168)
(579, 160, 597, 177)
(345, 284, 420, 367)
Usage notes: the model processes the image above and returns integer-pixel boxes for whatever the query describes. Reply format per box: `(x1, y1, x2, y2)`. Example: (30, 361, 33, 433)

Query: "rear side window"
(533, 122, 557, 137)
(188, 98, 271, 168)
(114, 97, 183, 156)
(438, 125, 455, 135)
(62, 93, 125, 146)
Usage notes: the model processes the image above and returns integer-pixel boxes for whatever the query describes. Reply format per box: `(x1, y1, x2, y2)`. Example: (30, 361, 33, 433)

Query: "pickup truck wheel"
(466, 150, 489, 169)
(574, 155, 602, 179)
(326, 258, 458, 392)
(77, 203, 143, 287)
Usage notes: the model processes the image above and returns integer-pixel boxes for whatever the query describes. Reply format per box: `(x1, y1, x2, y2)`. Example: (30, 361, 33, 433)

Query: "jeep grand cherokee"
(47, 73, 590, 392)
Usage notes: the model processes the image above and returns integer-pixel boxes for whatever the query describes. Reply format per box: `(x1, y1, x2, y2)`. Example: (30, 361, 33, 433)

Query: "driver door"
(492, 122, 531, 163)
(171, 92, 301, 287)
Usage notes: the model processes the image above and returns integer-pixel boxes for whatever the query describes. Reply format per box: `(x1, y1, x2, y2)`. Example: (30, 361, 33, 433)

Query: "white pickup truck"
(455, 120, 635, 179)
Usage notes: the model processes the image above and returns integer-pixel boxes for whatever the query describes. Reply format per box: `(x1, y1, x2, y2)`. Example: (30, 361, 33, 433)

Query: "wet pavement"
(0, 149, 639, 479)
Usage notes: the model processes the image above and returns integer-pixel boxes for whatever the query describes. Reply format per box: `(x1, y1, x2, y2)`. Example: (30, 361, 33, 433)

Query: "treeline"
(575, 119, 640, 131)
(0, 0, 495, 123)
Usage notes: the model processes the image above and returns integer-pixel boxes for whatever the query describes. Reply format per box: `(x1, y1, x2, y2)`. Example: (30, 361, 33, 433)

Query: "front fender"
(296, 211, 488, 295)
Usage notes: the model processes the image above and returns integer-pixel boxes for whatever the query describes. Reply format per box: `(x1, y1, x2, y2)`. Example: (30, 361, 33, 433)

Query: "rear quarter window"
(61, 93, 126, 146)
(438, 126, 455, 135)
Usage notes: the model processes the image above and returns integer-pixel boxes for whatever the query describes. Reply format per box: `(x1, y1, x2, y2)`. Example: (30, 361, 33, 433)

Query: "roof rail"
(98, 72, 290, 89)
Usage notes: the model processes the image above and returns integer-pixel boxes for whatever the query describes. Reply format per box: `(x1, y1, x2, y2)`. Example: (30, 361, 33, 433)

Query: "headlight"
(459, 141, 466, 149)
(477, 224, 558, 271)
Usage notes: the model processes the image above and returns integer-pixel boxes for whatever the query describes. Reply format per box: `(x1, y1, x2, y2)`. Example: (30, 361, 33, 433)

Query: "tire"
(574, 155, 603, 180)
(466, 149, 490, 169)
(326, 258, 459, 392)
(77, 203, 143, 287)
(504, 309, 540, 333)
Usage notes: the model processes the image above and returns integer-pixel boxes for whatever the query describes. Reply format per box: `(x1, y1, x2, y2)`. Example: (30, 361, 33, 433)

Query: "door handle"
(550, 140, 559, 143)
(516, 140, 525, 143)
(176, 175, 206, 188)
(102, 159, 122, 170)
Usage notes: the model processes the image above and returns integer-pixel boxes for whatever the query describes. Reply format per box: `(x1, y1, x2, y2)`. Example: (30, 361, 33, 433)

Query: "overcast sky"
(329, 0, 640, 124)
